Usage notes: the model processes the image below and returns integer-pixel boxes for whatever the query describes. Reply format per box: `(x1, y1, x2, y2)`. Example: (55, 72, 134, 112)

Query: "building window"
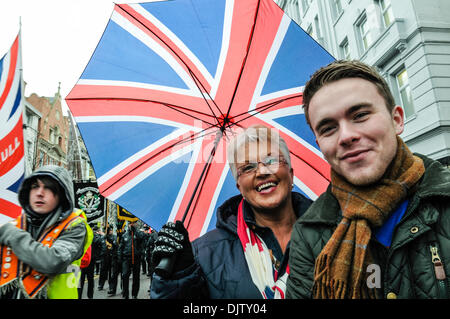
(339, 38, 351, 60)
(314, 15, 322, 39)
(306, 23, 314, 38)
(49, 127, 56, 144)
(331, 0, 343, 21)
(357, 15, 373, 52)
(39, 152, 44, 167)
(379, 0, 394, 28)
(396, 68, 415, 119)
(26, 111, 33, 126)
(301, 0, 310, 16)
(26, 141, 33, 165)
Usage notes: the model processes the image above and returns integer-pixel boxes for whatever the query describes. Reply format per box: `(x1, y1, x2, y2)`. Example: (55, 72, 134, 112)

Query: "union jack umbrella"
(0, 34, 25, 224)
(66, 0, 334, 240)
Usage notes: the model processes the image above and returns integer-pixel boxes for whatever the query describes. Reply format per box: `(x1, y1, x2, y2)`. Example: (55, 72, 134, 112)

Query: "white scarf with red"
(237, 199, 289, 299)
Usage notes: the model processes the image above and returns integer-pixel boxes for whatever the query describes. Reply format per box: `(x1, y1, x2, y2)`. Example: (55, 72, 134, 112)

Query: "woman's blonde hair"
(227, 125, 291, 180)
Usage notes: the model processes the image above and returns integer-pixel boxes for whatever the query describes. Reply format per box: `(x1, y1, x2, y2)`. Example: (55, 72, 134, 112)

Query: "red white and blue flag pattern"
(0, 34, 25, 224)
(66, 0, 334, 239)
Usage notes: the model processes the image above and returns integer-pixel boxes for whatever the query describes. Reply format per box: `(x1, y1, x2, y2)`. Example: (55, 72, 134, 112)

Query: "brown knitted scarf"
(313, 137, 425, 299)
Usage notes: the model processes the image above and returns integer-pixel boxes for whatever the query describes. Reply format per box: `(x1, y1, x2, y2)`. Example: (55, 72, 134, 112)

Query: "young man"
(0, 165, 92, 299)
(286, 60, 450, 299)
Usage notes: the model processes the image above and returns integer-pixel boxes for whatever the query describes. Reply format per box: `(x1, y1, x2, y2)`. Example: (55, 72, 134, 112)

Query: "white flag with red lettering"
(0, 33, 25, 223)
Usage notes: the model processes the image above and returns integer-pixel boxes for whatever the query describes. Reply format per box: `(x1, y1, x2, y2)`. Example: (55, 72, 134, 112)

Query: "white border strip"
(130, 3, 214, 87)
(294, 176, 318, 200)
(76, 79, 203, 98)
(167, 139, 203, 222)
(108, 139, 200, 201)
(200, 163, 230, 236)
(96, 127, 193, 186)
(249, 14, 291, 112)
(111, 10, 199, 92)
(209, 0, 234, 99)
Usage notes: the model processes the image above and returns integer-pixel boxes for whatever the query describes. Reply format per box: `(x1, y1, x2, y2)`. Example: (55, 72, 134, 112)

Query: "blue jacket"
(150, 192, 312, 299)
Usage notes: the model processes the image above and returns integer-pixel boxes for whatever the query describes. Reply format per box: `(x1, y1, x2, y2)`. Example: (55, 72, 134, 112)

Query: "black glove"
(151, 221, 194, 277)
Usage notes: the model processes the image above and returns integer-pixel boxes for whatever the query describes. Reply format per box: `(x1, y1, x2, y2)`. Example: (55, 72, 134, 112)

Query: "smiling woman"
(150, 124, 313, 299)
(228, 125, 295, 222)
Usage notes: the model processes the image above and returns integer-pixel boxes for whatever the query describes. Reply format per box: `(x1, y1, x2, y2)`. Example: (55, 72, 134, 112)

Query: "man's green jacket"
(286, 154, 450, 299)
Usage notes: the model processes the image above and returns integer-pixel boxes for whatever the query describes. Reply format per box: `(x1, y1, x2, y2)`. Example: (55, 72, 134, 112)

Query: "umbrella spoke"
(186, 69, 224, 124)
(158, 101, 220, 128)
(117, 4, 223, 126)
(229, 94, 301, 127)
(178, 129, 225, 231)
(223, 0, 261, 122)
(101, 126, 220, 195)
(160, 126, 221, 151)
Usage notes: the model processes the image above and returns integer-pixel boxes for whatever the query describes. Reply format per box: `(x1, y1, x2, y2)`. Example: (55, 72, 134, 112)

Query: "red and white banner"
(0, 33, 25, 223)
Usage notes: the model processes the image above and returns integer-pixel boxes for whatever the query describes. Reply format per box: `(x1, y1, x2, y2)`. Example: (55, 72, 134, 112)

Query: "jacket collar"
(299, 185, 341, 226)
(398, 153, 450, 226)
(412, 153, 450, 200)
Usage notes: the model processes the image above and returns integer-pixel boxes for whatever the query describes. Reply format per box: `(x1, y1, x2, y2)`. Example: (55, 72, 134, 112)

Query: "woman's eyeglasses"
(236, 155, 287, 177)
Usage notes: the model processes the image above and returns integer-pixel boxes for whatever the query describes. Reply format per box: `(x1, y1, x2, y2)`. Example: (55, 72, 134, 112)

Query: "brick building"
(26, 85, 70, 169)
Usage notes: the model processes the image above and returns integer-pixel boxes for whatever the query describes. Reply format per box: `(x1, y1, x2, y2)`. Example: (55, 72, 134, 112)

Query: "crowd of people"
(78, 220, 158, 299)
(0, 60, 448, 299)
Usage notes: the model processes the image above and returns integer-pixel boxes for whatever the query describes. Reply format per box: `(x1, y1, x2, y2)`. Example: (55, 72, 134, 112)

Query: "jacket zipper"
(429, 243, 449, 298)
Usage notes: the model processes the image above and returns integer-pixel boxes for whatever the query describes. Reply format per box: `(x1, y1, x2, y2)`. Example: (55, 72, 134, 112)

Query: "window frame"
(339, 37, 351, 60)
(378, 0, 394, 28)
(355, 13, 373, 53)
(395, 68, 415, 119)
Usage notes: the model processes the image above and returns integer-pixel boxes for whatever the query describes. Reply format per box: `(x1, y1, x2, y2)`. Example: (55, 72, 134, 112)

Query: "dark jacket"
(105, 233, 118, 258)
(146, 231, 158, 256)
(286, 154, 450, 299)
(118, 226, 146, 260)
(151, 192, 312, 299)
(92, 232, 106, 262)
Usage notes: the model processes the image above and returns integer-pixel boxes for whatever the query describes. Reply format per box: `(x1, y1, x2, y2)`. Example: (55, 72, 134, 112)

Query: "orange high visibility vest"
(0, 211, 84, 298)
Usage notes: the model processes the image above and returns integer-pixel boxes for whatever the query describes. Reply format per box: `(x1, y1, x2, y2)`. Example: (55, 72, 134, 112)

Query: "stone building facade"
(26, 86, 70, 169)
(276, 0, 450, 165)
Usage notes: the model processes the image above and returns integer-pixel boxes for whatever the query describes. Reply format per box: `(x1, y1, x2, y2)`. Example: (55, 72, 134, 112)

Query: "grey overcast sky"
(0, 0, 117, 112)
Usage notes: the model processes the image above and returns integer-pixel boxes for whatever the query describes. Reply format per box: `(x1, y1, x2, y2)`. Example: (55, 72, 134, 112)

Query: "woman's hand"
(151, 221, 195, 278)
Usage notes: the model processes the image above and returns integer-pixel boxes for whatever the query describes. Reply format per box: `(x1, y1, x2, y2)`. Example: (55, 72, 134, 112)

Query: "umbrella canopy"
(66, 0, 334, 239)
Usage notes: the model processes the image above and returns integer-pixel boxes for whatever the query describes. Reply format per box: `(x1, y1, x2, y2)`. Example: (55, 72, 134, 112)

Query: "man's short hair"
(302, 60, 396, 128)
